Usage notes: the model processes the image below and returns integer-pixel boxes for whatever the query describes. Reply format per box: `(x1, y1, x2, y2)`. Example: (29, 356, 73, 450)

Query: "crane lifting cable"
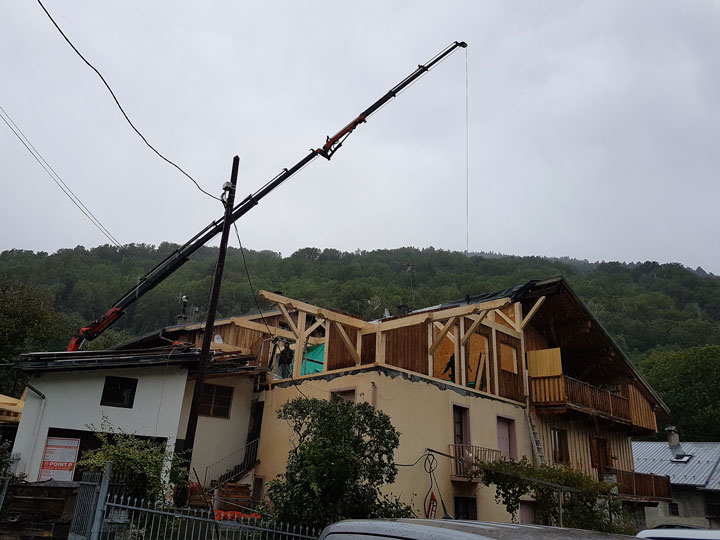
(67, 40, 468, 351)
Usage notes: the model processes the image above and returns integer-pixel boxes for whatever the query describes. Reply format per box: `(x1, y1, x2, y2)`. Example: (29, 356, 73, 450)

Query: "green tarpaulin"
(301, 344, 324, 375)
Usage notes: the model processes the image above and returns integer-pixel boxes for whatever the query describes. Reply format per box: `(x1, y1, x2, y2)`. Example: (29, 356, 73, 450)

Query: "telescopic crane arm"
(67, 40, 467, 351)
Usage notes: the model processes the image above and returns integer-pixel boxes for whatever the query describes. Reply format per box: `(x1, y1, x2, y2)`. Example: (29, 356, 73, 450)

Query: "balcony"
(448, 444, 502, 480)
(606, 467, 671, 501)
(530, 374, 631, 424)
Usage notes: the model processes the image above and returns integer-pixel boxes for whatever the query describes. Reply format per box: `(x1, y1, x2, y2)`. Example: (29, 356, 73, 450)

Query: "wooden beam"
(292, 312, 307, 378)
(466, 315, 522, 339)
(460, 310, 489, 346)
(304, 318, 326, 338)
(492, 328, 499, 395)
(427, 323, 433, 376)
(260, 290, 368, 329)
(434, 321, 455, 343)
(458, 317, 465, 387)
(520, 296, 546, 330)
(375, 330, 386, 364)
(495, 309, 517, 330)
(229, 317, 309, 343)
(359, 297, 511, 335)
(429, 316, 458, 356)
(277, 304, 300, 338)
(333, 321, 360, 365)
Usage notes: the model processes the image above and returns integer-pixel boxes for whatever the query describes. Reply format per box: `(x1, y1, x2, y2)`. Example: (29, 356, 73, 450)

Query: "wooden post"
(492, 328, 499, 395)
(184, 157, 238, 464)
(457, 318, 464, 386)
(323, 320, 331, 370)
(427, 323, 433, 376)
(375, 330, 386, 364)
(293, 311, 307, 378)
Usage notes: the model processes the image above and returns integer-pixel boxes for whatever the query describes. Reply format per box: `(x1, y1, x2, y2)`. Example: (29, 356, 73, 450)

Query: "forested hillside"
(2, 244, 719, 438)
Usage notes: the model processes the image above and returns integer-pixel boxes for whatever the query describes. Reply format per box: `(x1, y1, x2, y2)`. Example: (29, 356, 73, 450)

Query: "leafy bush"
(77, 419, 187, 501)
(264, 396, 412, 529)
(471, 457, 624, 533)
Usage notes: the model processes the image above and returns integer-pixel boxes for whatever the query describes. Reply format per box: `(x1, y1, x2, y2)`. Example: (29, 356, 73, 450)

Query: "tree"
(264, 396, 413, 529)
(637, 345, 720, 441)
(0, 281, 69, 396)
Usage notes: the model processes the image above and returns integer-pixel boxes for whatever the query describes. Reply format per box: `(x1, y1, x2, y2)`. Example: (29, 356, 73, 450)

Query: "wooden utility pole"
(183, 156, 239, 466)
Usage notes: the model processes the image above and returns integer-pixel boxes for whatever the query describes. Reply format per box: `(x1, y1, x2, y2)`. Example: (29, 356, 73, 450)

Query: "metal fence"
(100, 496, 320, 540)
(0, 476, 9, 512)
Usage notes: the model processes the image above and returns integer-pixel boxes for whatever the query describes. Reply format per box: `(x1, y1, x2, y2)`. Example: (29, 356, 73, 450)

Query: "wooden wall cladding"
(536, 416, 635, 478)
(327, 323, 358, 371)
(627, 384, 658, 432)
(386, 323, 429, 375)
(496, 331, 524, 402)
(361, 333, 376, 365)
(524, 324, 550, 352)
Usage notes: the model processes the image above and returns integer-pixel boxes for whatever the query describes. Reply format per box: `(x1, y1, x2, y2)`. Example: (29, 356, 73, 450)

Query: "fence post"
(89, 462, 112, 540)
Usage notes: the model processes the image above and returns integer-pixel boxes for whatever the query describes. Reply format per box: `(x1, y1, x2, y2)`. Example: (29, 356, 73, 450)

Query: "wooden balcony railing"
(606, 467, 671, 500)
(448, 444, 502, 478)
(530, 374, 631, 423)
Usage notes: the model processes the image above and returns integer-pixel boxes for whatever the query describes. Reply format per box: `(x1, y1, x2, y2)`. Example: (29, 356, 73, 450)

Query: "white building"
(11, 345, 263, 488)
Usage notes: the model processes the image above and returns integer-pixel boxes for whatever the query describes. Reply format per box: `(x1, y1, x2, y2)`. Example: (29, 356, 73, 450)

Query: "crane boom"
(67, 40, 467, 351)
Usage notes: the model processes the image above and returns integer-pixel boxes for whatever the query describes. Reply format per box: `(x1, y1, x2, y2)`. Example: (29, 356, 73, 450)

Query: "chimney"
(665, 426, 680, 450)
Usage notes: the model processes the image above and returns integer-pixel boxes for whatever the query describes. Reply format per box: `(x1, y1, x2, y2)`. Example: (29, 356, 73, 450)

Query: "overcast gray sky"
(2, 1, 719, 273)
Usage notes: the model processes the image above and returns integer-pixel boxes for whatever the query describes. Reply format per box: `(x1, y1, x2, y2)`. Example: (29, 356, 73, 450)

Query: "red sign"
(38, 437, 80, 481)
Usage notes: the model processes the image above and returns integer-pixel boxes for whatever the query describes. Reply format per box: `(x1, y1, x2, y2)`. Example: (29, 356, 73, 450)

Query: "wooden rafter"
(277, 304, 300, 338)
(460, 310, 489, 346)
(520, 296, 546, 329)
(260, 290, 367, 329)
(229, 317, 321, 344)
(333, 321, 360, 365)
(433, 321, 455, 343)
(304, 318, 326, 338)
(360, 297, 511, 335)
(495, 309, 517, 330)
(429, 316, 458, 356)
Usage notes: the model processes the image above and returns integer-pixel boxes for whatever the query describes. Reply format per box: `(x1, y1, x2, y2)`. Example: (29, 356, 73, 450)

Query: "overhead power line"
(0, 104, 137, 263)
(36, 0, 220, 202)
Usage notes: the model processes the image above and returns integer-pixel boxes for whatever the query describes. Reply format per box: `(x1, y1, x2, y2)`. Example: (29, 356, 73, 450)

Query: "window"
(198, 383, 233, 418)
(454, 497, 477, 520)
(551, 429, 570, 464)
(453, 405, 469, 445)
(668, 502, 679, 516)
(100, 376, 138, 408)
(331, 389, 356, 402)
(499, 343, 518, 373)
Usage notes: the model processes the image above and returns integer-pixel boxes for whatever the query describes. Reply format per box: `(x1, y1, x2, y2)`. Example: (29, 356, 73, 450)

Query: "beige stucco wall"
(176, 374, 255, 482)
(255, 366, 532, 522)
(644, 489, 719, 529)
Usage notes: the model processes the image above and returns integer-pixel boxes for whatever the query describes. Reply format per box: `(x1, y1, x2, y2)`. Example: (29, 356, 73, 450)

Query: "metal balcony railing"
(448, 444, 502, 478)
(203, 438, 259, 488)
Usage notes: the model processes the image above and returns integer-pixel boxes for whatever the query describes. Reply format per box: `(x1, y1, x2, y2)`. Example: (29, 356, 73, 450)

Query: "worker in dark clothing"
(278, 341, 293, 378)
(442, 353, 455, 383)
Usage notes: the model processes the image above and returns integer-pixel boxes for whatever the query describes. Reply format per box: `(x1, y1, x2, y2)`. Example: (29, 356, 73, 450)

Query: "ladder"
(526, 410, 547, 466)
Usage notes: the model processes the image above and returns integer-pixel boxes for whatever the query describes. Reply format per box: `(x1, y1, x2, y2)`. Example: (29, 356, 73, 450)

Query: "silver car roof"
(321, 519, 636, 540)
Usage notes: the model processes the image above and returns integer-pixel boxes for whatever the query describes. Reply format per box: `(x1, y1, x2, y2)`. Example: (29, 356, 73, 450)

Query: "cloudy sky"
(2, 1, 719, 272)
